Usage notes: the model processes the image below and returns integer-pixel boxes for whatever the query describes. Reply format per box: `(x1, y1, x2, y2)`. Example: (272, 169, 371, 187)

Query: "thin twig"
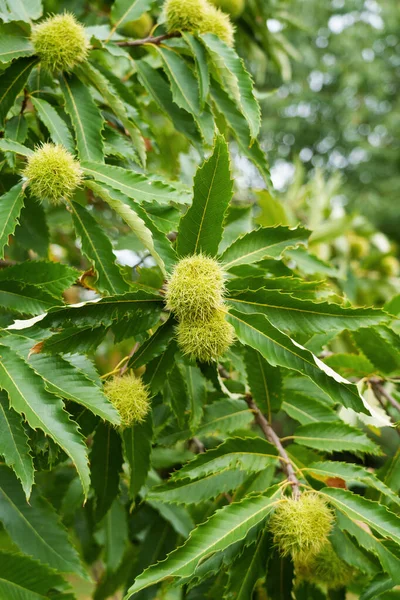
(245, 394, 301, 499)
(114, 32, 181, 47)
(371, 380, 400, 414)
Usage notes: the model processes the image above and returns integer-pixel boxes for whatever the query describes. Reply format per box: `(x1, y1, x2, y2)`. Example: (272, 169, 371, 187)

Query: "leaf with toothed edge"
(0, 343, 90, 498)
(219, 226, 310, 270)
(125, 485, 282, 596)
(0, 391, 34, 500)
(0, 182, 25, 259)
(70, 200, 130, 295)
(82, 161, 190, 206)
(177, 134, 233, 257)
(201, 34, 260, 141)
(0, 57, 38, 125)
(226, 309, 369, 414)
(0, 465, 87, 577)
(59, 72, 104, 162)
(31, 97, 74, 153)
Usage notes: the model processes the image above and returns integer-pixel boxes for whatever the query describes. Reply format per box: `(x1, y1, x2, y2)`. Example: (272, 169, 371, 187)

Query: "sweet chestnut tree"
(0, 0, 399, 598)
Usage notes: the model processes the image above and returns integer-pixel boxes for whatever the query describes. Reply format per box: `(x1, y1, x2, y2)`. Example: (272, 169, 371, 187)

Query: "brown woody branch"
(245, 394, 301, 499)
(370, 379, 400, 414)
(114, 32, 181, 47)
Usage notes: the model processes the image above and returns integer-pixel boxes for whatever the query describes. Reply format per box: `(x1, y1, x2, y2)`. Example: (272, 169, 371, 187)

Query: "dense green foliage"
(0, 0, 399, 599)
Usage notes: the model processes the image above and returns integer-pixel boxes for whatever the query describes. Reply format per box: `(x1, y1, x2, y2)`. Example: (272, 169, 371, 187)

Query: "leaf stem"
(245, 394, 301, 499)
(114, 32, 181, 48)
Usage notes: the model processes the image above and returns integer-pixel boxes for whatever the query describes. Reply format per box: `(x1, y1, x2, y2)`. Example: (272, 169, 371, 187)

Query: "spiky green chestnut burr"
(269, 493, 334, 560)
(104, 373, 150, 428)
(31, 13, 89, 73)
(210, 0, 244, 19)
(165, 0, 235, 46)
(165, 0, 207, 33)
(176, 310, 235, 362)
(166, 254, 225, 322)
(295, 543, 354, 589)
(200, 5, 235, 46)
(23, 143, 82, 204)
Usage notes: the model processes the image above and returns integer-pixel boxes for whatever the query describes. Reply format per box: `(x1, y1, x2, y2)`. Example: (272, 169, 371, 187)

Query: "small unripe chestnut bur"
(269, 492, 334, 560)
(104, 373, 150, 428)
(31, 12, 89, 73)
(166, 254, 225, 322)
(176, 310, 235, 363)
(23, 143, 82, 204)
(295, 542, 354, 589)
(165, 0, 235, 46)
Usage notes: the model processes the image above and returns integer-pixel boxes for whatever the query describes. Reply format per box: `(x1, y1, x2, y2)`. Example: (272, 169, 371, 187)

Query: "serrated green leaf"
(322, 487, 400, 546)
(0, 550, 69, 600)
(0, 260, 78, 298)
(306, 461, 400, 507)
(128, 319, 175, 370)
(37, 325, 108, 355)
(143, 339, 177, 394)
(159, 398, 254, 445)
(201, 34, 260, 140)
(323, 353, 375, 378)
(59, 72, 104, 162)
(39, 289, 163, 329)
(101, 499, 128, 573)
(0, 280, 62, 315)
(285, 246, 338, 277)
(244, 347, 282, 420)
(330, 527, 380, 577)
(227, 310, 367, 413)
(0, 464, 86, 576)
(266, 548, 294, 600)
(85, 180, 175, 276)
(91, 422, 123, 521)
(125, 486, 282, 596)
(0, 390, 34, 499)
(211, 79, 271, 187)
(70, 200, 129, 295)
(360, 574, 395, 600)
(1, 331, 118, 424)
(182, 33, 209, 109)
(0, 138, 33, 155)
(282, 392, 337, 424)
(135, 59, 202, 147)
(352, 326, 400, 375)
(110, 0, 153, 31)
(336, 511, 400, 585)
(219, 226, 309, 270)
(147, 468, 247, 504)
(185, 363, 206, 432)
(177, 134, 232, 257)
(164, 363, 188, 428)
(0, 36, 34, 63)
(31, 97, 74, 153)
(76, 62, 145, 165)
(156, 46, 214, 145)
(122, 410, 152, 499)
(0, 56, 37, 124)
(3, 0, 42, 22)
(225, 530, 270, 600)
(0, 344, 90, 497)
(293, 422, 381, 454)
(82, 161, 189, 206)
(228, 289, 388, 335)
(172, 437, 277, 481)
(0, 182, 25, 259)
